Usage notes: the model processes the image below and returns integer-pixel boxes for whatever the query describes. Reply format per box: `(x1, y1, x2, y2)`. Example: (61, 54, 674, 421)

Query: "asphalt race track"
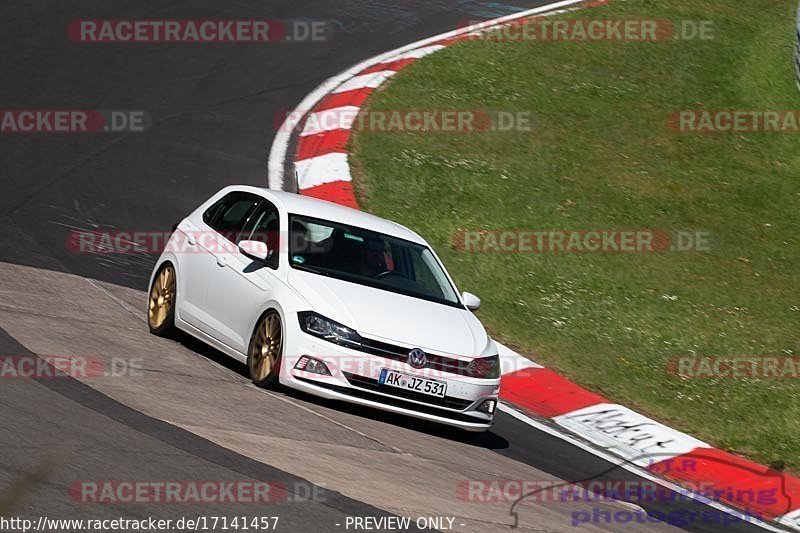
(0, 2, 779, 532)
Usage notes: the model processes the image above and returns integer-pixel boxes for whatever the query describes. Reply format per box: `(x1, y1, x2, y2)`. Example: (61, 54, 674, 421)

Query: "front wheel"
(247, 310, 283, 388)
(148, 263, 176, 336)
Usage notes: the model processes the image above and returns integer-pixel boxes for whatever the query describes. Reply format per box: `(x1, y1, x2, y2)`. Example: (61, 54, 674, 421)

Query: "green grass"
(351, 0, 800, 471)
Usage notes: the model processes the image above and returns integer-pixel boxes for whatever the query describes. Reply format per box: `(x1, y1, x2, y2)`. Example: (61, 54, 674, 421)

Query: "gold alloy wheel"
(148, 265, 175, 330)
(249, 311, 283, 383)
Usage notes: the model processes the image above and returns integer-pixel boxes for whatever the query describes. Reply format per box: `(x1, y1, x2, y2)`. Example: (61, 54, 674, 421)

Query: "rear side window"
(203, 192, 261, 241)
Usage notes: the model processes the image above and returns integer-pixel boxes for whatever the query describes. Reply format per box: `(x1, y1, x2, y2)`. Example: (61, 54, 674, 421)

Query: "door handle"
(187, 234, 196, 245)
(216, 256, 227, 267)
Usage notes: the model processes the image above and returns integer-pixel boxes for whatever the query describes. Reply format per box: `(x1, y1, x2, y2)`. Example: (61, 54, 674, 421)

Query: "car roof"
(223, 185, 428, 245)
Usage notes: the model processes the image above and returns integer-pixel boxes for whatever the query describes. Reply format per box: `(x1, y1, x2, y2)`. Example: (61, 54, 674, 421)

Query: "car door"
(174, 216, 209, 329)
(179, 191, 261, 339)
(203, 199, 280, 354)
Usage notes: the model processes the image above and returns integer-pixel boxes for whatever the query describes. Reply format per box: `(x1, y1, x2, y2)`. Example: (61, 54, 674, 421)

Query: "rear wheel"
(247, 310, 283, 388)
(148, 264, 176, 336)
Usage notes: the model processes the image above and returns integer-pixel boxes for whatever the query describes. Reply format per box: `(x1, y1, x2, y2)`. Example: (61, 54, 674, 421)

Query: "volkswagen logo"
(407, 348, 427, 369)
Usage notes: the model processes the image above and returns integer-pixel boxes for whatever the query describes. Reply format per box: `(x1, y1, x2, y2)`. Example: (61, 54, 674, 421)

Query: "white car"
(147, 185, 500, 431)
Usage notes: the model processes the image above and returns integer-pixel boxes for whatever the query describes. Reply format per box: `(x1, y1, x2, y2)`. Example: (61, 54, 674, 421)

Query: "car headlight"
(467, 354, 500, 379)
(298, 311, 362, 345)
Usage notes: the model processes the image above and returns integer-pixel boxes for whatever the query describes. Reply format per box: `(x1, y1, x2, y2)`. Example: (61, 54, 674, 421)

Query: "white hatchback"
(147, 185, 500, 431)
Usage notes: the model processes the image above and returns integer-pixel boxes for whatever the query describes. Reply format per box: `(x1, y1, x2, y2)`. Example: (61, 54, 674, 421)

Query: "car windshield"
(288, 214, 461, 307)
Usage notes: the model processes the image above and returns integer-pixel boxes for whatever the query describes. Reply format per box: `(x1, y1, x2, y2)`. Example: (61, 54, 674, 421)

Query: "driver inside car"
(361, 238, 388, 278)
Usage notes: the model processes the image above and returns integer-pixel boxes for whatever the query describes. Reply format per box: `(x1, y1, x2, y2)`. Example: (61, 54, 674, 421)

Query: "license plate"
(378, 369, 447, 398)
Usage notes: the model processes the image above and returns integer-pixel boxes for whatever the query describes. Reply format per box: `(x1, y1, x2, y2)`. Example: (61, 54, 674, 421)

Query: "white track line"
(392, 44, 448, 60)
(552, 403, 709, 468)
(332, 71, 397, 94)
(294, 153, 352, 189)
(300, 106, 360, 136)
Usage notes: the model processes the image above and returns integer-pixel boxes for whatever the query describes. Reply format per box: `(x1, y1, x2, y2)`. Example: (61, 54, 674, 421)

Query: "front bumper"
(280, 331, 500, 432)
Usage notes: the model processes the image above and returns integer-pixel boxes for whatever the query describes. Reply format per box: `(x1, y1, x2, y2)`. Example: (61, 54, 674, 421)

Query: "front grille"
(349, 337, 472, 375)
(295, 377, 488, 425)
(342, 372, 473, 410)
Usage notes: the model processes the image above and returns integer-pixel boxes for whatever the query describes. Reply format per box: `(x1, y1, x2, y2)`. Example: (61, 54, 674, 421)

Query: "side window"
(203, 192, 261, 242)
(241, 200, 280, 269)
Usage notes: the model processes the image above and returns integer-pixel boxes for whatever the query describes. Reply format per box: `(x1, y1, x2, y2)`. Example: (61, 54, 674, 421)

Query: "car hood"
(288, 269, 487, 358)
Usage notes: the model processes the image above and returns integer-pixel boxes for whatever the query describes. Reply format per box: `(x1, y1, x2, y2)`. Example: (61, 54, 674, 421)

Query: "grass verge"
(351, 0, 800, 471)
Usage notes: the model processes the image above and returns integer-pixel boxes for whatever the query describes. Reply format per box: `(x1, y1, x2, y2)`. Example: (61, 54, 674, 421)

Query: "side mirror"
(238, 240, 270, 262)
(462, 291, 481, 311)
